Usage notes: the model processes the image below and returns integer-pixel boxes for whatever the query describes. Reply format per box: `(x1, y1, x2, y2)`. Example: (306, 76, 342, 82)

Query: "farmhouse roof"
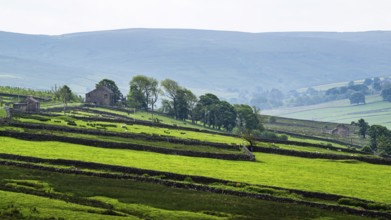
(24, 96, 40, 103)
(87, 86, 114, 94)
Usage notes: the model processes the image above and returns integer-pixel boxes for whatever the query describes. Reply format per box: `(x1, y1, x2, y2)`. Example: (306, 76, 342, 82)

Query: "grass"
(256, 142, 362, 156)
(0, 126, 241, 154)
(0, 165, 372, 220)
(91, 107, 222, 132)
(265, 95, 391, 128)
(0, 136, 390, 204)
(0, 108, 6, 118)
(16, 116, 245, 145)
(17, 113, 356, 150)
(0, 190, 140, 220)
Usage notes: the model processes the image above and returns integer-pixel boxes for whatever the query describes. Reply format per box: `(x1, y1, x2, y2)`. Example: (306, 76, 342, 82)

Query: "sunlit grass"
(1, 136, 390, 204)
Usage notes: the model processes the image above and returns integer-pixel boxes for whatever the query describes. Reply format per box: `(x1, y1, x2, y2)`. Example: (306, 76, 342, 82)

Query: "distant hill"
(1, 29, 391, 102)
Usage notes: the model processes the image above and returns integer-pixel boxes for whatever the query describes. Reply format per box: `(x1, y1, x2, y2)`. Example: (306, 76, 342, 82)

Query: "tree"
(368, 125, 389, 152)
(161, 79, 181, 119)
(234, 104, 263, 150)
(128, 75, 159, 111)
(234, 104, 260, 130)
(175, 88, 197, 121)
(216, 101, 236, 131)
(96, 79, 123, 104)
(349, 92, 365, 105)
(377, 135, 391, 156)
(363, 78, 373, 86)
(351, 119, 369, 138)
(148, 80, 160, 119)
(194, 93, 220, 127)
(381, 88, 391, 101)
(185, 90, 198, 124)
(373, 77, 382, 91)
(58, 85, 72, 114)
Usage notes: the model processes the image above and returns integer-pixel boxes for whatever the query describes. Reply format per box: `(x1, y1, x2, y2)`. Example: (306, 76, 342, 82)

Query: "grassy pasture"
(16, 115, 245, 145)
(83, 107, 221, 132)
(18, 112, 356, 148)
(0, 137, 390, 204)
(0, 126, 241, 155)
(265, 95, 391, 128)
(13, 115, 359, 156)
(0, 166, 369, 220)
(0, 190, 140, 220)
(0, 108, 6, 118)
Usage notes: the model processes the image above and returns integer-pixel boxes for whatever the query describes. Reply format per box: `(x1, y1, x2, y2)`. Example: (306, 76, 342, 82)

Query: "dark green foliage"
(361, 146, 373, 154)
(351, 119, 369, 138)
(234, 104, 260, 130)
(128, 75, 159, 111)
(368, 125, 391, 156)
(96, 79, 123, 104)
(349, 92, 365, 105)
(363, 78, 373, 86)
(381, 88, 391, 101)
(161, 78, 181, 118)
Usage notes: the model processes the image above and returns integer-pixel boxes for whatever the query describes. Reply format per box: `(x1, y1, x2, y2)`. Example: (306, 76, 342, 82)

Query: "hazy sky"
(1, 0, 391, 35)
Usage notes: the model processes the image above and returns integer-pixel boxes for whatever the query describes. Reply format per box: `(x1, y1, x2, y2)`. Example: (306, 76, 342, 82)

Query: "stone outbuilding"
(331, 124, 350, 137)
(85, 86, 114, 106)
(13, 96, 40, 113)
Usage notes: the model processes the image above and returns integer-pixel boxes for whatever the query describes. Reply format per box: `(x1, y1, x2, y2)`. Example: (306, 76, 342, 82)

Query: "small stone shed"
(85, 86, 114, 106)
(331, 124, 350, 137)
(13, 96, 40, 113)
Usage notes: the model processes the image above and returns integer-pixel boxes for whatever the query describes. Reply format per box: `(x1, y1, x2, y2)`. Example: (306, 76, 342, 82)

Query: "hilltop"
(1, 29, 391, 101)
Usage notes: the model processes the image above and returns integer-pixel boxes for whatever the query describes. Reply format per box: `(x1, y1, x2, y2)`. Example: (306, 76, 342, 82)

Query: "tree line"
(125, 75, 262, 133)
(351, 119, 391, 157)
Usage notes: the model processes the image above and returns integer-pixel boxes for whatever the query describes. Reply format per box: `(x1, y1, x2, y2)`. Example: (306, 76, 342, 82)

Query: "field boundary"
(0, 157, 390, 219)
(252, 145, 391, 165)
(0, 130, 255, 161)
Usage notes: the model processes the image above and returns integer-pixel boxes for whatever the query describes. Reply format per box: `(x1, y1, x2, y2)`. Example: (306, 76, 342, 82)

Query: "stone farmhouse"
(331, 124, 350, 137)
(13, 96, 40, 113)
(85, 86, 114, 106)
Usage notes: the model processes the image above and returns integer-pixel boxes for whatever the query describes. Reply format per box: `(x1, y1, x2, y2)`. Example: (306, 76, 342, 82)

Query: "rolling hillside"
(1, 29, 391, 101)
(1, 103, 391, 219)
(264, 95, 391, 128)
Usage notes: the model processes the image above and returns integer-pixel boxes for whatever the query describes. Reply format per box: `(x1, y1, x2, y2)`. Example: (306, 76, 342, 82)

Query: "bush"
(361, 146, 373, 154)
(67, 121, 77, 126)
(184, 177, 193, 183)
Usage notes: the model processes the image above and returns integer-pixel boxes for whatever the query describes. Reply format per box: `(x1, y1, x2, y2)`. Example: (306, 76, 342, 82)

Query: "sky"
(0, 0, 391, 35)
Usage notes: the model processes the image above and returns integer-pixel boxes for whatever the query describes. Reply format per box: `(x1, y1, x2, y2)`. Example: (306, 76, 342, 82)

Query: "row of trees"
(126, 75, 262, 133)
(52, 76, 265, 147)
(286, 77, 391, 107)
(351, 119, 391, 157)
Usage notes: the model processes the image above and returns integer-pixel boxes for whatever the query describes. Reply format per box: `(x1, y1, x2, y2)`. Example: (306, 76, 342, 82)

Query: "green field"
(13, 113, 361, 156)
(16, 116, 244, 145)
(264, 95, 391, 128)
(0, 166, 368, 220)
(1, 136, 390, 205)
(0, 108, 6, 118)
(2, 101, 390, 219)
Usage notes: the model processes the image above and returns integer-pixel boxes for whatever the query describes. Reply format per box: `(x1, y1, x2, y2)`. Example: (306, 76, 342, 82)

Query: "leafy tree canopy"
(96, 79, 123, 103)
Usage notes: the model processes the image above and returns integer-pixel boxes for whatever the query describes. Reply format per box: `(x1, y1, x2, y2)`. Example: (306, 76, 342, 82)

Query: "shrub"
(361, 146, 373, 154)
(67, 121, 77, 126)
(184, 177, 193, 183)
